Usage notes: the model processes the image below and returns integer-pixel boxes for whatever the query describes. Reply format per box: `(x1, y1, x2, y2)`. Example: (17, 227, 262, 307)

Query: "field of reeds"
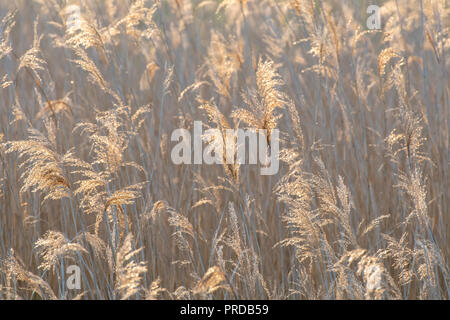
(0, 0, 448, 300)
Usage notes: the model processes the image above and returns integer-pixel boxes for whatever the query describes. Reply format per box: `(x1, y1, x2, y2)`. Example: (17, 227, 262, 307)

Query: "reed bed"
(0, 0, 448, 300)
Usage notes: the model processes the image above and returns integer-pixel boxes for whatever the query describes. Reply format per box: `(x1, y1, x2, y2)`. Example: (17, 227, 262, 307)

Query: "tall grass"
(0, 0, 448, 300)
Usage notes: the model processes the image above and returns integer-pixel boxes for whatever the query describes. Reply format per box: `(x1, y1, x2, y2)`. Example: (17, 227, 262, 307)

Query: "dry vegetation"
(0, 0, 448, 300)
